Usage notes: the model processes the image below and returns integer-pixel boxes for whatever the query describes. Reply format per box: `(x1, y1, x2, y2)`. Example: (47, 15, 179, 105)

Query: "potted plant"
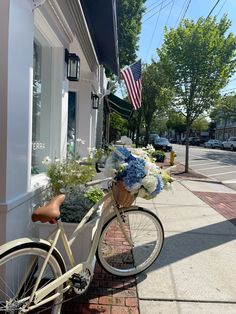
(38, 155, 104, 266)
(152, 150, 166, 162)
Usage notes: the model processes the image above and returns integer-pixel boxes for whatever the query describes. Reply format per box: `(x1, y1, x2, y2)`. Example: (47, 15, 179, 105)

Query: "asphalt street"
(172, 144, 236, 189)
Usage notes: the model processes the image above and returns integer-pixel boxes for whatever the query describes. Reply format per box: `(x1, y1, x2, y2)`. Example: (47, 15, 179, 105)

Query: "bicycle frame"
(28, 188, 132, 309)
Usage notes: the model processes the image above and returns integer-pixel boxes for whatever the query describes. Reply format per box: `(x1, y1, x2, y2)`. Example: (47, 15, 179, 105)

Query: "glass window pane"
(31, 37, 52, 174)
(67, 92, 76, 158)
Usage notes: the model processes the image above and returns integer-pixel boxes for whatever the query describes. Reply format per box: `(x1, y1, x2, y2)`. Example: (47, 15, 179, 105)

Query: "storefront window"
(67, 92, 77, 158)
(31, 33, 52, 174)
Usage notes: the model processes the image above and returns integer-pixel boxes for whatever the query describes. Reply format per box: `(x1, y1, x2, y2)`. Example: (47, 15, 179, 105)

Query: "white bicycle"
(0, 177, 164, 313)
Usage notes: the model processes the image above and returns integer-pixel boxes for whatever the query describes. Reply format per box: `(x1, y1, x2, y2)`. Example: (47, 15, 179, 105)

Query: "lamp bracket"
(32, 0, 46, 9)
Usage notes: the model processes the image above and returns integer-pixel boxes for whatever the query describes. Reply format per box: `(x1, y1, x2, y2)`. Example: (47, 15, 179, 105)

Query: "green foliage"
(151, 115, 168, 134)
(84, 187, 105, 204)
(117, 0, 146, 69)
(210, 94, 236, 140)
(142, 62, 173, 144)
(158, 15, 236, 171)
(151, 150, 166, 162)
(166, 111, 186, 134)
(47, 159, 96, 195)
(191, 117, 209, 133)
(60, 185, 95, 223)
(109, 112, 128, 142)
(159, 15, 236, 123)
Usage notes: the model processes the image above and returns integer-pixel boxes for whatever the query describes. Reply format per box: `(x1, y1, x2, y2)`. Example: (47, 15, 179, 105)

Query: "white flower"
(144, 162, 160, 176)
(42, 156, 51, 165)
(130, 148, 146, 157)
(141, 175, 157, 193)
(164, 182, 173, 191)
(88, 147, 96, 157)
(127, 182, 142, 193)
(120, 136, 132, 145)
(103, 156, 117, 177)
(138, 187, 148, 198)
(146, 144, 155, 153)
(76, 138, 85, 144)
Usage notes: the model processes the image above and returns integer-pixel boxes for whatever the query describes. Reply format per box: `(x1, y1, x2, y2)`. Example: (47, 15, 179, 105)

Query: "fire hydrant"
(169, 150, 176, 166)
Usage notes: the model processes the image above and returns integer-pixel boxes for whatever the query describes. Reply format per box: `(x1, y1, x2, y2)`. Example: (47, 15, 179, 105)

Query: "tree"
(210, 94, 236, 140)
(159, 15, 236, 172)
(142, 62, 173, 144)
(117, 0, 146, 69)
(166, 111, 186, 138)
(109, 112, 128, 143)
(191, 117, 209, 133)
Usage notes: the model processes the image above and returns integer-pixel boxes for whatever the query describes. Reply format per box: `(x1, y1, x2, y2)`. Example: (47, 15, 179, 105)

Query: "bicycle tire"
(97, 207, 164, 277)
(0, 242, 65, 313)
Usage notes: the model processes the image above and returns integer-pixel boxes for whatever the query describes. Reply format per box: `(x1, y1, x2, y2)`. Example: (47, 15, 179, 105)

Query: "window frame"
(31, 10, 65, 189)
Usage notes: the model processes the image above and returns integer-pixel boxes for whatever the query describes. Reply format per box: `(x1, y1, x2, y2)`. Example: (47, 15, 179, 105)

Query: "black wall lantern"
(91, 92, 99, 109)
(65, 49, 80, 81)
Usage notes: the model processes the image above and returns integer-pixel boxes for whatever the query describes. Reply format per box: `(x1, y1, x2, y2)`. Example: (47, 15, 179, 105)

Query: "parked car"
(204, 139, 222, 149)
(221, 137, 236, 151)
(148, 133, 160, 145)
(169, 138, 177, 143)
(181, 137, 200, 146)
(153, 137, 172, 152)
(189, 137, 201, 146)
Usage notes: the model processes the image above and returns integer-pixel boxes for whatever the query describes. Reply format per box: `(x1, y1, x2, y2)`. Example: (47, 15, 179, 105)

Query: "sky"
(137, 0, 236, 94)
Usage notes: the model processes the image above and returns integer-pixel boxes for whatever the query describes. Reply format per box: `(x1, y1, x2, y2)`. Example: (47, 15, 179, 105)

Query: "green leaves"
(159, 15, 236, 123)
(158, 14, 236, 172)
(47, 159, 96, 195)
(117, 0, 146, 68)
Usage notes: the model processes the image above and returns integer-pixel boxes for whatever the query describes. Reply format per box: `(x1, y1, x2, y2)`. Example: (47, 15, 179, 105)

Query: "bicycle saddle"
(31, 194, 65, 224)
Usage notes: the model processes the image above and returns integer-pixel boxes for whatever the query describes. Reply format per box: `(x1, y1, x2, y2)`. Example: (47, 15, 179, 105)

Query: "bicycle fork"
(113, 206, 134, 247)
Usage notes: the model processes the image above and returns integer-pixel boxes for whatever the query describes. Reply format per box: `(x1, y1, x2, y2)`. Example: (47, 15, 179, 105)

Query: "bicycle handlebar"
(85, 177, 114, 187)
(79, 161, 103, 173)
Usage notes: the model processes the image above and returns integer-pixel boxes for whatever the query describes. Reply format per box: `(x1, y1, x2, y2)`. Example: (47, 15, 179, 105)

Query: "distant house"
(215, 120, 236, 140)
(0, 0, 118, 244)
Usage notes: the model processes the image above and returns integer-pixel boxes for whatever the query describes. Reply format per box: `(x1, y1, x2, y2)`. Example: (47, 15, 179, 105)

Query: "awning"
(80, 0, 119, 75)
(107, 94, 134, 120)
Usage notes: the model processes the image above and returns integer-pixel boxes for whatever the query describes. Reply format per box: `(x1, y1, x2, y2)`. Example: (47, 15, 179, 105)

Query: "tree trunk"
(135, 110, 142, 147)
(223, 118, 228, 140)
(185, 117, 191, 173)
(145, 123, 151, 146)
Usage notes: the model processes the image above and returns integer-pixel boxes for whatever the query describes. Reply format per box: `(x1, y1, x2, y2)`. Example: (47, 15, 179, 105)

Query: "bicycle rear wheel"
(97, 207, 164, 277)
(0, 243, 65, 313)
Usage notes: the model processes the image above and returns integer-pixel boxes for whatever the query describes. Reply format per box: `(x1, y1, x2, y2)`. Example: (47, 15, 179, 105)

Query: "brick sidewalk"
(61, 212, 140, 313)
(61, 263, 139, 313)
(193, 191, 236, 225)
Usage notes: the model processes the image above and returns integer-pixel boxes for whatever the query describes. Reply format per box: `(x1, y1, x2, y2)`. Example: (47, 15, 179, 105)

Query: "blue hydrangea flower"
(150, 175, 164, 197)
(112, 146, 131, 162)
(122, 158, 146, 190)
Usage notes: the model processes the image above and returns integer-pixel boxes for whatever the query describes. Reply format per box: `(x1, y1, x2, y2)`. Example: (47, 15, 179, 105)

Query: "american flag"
(120, 59, 142, 110)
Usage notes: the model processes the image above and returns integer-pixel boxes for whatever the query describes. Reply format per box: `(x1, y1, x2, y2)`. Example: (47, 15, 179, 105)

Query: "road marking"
(210, 170, 236, 177)
(196, 165, 233, 171)
(190, 161, 219, 167)
(189, 160, 208, 163)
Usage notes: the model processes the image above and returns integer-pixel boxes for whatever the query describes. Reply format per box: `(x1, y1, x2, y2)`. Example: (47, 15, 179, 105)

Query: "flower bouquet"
(104, 146, 173, 206)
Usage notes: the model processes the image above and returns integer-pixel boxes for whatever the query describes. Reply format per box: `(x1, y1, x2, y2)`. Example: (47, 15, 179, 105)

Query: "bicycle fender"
(0, 237, 65, 267)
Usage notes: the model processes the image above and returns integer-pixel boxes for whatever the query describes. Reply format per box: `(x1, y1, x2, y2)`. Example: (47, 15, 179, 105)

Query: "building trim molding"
(56, 0, 99, 72)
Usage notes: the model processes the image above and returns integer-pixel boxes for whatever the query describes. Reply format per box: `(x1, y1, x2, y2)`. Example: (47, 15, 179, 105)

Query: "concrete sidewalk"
(136, 179, 236, 314)
(61, 177, 236, 313)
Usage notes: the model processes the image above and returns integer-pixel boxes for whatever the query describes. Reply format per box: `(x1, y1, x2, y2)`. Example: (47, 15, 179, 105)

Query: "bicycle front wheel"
(97, 207, 164, 277)
(0, 243, 65, 313)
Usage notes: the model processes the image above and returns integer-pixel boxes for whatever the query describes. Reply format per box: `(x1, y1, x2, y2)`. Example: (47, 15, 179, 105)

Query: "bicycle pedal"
(71, 269, 91, 294)
(71, 274, 87, 288)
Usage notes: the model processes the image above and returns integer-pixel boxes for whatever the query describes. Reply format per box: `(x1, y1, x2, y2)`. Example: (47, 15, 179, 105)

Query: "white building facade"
(0, 0, 118, 245)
